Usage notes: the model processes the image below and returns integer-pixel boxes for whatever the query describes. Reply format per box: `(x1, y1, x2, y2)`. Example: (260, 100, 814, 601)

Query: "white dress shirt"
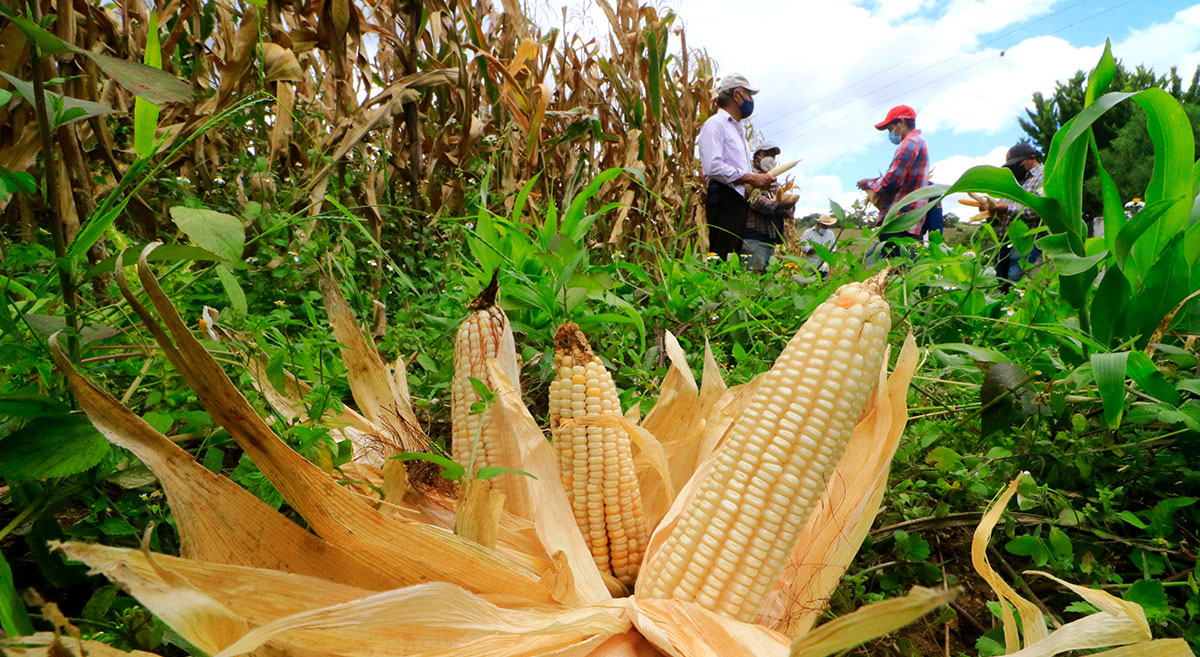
(698, 109, 752, 197)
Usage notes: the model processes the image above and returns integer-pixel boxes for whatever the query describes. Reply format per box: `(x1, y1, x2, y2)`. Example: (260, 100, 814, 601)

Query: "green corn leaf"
(1084, 40, 1117, 106)
(1114, 199, 1182, 277)
(562, 167, 623, 243)
(133, 11, 162, 158)
(1128, 88, 1195, 270)
(1089, 268, 1130, 348)
(0, 72, 118, 128)
(1090, 351, 1129, 428)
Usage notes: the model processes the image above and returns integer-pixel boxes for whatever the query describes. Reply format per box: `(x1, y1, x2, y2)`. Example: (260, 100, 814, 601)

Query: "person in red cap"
(856, 104, 931, 255)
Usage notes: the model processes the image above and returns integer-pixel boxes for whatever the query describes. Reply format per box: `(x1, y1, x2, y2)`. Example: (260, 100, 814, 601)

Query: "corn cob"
(549, 323, 648, 587)
(637, 272, 892, 621)
(451, 275, 520, 470)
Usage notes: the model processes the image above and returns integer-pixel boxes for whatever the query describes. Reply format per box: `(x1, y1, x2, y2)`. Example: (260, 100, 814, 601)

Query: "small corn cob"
(637, 271, 892, 621)
(451, 275, 520, 470)
(549, 323, 648, 587)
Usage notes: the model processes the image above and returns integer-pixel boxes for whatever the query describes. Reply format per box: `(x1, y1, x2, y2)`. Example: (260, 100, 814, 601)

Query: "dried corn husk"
(974, 475, 1189, 657)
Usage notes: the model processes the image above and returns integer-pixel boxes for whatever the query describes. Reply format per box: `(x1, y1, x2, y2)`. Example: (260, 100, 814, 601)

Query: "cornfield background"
(1, 0, 715, 259)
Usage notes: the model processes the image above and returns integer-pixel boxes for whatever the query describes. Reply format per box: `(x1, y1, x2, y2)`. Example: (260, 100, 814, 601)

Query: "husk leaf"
(48, 337, 394, 590)
(631, 597, 791, 657)
(120, 246, 553, 602)
(973, 474, 1050, 650)
(485, 357, 611, 605)
(788, 586, 958, 657)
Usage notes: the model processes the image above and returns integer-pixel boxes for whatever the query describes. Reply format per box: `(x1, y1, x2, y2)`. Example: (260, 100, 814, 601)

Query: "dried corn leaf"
(48, 337, 394, 591)
(320, 271, 427, 457)
(485, 358, 611, 605)
(55, 542, 374, 622)
(0, 633, 162, 657)
(993, 570, 1151, 657)
(213, 584, 630, 657)
(761, 335, 919, 636)
(122, 247, 554, 603)
(973, 474, 1049, 650)
(586, 631, 666, 656)
(631, 597, 790, 657)
(1080, 640, 1195, 657)
(788, 587, 957, 657)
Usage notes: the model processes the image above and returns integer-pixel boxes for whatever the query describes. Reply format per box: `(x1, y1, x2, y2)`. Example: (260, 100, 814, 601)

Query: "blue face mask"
(888, 131, 903, 145)
(739, 97, 755, 118)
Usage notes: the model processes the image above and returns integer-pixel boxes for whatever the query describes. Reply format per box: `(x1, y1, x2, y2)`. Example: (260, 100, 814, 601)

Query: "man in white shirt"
(800, 214, 838, 276)
(697, 74, 775, 259)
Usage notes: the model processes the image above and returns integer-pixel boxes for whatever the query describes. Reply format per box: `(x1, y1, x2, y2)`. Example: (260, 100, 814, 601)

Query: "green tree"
(1019, 62, 1200, 219)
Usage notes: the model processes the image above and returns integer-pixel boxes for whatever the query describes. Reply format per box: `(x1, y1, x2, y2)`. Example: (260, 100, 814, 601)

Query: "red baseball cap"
(874, 105, 917, 130)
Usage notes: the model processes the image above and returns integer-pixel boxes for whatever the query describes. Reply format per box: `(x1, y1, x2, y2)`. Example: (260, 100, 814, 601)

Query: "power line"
(755, 0, 1094, 132)
(770, 0, 1139, 151)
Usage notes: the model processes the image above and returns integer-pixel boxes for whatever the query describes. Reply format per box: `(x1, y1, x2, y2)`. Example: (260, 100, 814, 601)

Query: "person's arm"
(748, 187, 782, 215)
(869, 139, 918, 195)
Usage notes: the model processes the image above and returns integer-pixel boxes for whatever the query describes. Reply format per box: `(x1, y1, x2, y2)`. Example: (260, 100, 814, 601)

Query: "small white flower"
(1003, 306, 1015, 316)
(213, 176, 226, 184)
(176, 176, 191, 184)
(368, 259, 378, 267)
(964, 249, 976, 258)
(275, 300, 286, 307)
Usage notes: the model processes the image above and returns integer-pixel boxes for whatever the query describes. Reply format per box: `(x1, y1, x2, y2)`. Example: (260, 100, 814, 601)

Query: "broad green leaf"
(169, 206, 246, 263)
(1123, 238, 1191, 346)
(1047, 249, 1107, 276)
(877, 184, 945, 235)
(0, 549, 33, 636)
(1047, 526, 1073, 559)
(0, 89, 12, 106)
(3, 11, 73, 54)
(133, 10, 162, 158)
(0, 275, 36, 301)
(1125, 351, 1179, 405)
(1090, 351, 1129, 428)
(1093, 149, 1125, 256)
(0, 415, 110, 480)
(215, 264, 247, 317)
(1123, 580, 1168, 619)
(0, 72, 118, 128)
(0, 394, 70, 418)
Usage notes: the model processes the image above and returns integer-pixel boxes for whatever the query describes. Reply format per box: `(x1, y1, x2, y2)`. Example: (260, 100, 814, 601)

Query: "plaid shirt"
(869, 130, 930, 234)
(990, 163, 1044, 240)
(745, 165, 792, 240)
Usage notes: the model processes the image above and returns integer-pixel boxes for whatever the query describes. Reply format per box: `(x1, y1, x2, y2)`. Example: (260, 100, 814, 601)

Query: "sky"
(549, 0, 1200, 217)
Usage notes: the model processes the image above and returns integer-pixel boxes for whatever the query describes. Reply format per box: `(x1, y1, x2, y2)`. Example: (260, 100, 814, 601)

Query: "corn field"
(1, 0, 715, 256)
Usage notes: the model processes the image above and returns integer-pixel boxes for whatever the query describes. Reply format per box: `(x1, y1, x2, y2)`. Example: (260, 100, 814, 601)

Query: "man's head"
(753, 142, 781, 172)
(874, 105, 917, 143)
(1004, 141, 1041, 171)
(815, 214, 837, 230)
(716, 73, 759, 119)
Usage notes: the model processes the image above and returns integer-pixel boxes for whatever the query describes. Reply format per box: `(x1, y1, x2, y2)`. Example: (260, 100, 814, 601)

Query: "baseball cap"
(754, 142, 781, 155)
(717, 73, 759, 95)
(874, 105, 917, 130)
(1004, 142, 1041, 166)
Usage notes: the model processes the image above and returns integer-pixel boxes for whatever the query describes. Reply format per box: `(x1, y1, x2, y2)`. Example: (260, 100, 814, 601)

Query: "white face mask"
(758, 155, 776, 171)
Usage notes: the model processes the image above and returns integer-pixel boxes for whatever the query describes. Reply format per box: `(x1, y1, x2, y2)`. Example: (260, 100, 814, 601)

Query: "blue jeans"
(1007, 244, 1042, 282)
(741, 232, 776, 273)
